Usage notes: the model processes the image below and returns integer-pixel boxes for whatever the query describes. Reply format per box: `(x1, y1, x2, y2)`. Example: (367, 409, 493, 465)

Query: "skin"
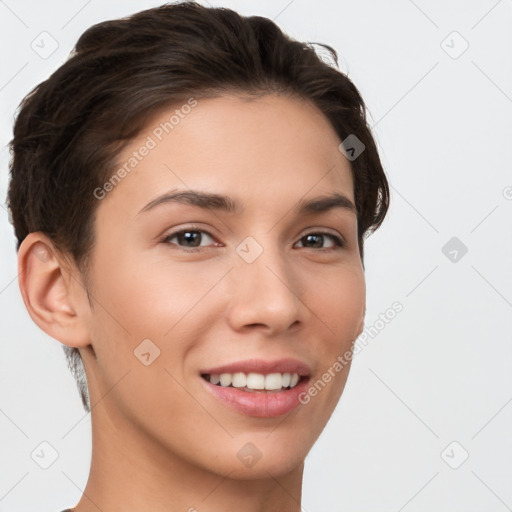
(18, 93, 366, 512)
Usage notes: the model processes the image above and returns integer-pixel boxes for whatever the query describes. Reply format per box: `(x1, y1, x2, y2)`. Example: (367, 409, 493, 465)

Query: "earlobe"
(17, 232, 90, 348)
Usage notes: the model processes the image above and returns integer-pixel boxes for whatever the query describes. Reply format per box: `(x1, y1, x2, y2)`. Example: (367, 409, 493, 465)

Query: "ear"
(17, 232, 91, 348)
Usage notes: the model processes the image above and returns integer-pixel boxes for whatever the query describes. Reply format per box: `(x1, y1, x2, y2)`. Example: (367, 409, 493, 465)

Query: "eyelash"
(160, 226, 345, 252)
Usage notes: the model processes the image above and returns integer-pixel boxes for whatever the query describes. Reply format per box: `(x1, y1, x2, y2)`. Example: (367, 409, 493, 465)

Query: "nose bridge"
(228, 234, 302, 331)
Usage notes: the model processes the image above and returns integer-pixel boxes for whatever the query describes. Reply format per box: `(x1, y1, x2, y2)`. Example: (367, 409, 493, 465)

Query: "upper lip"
(200, 358, 311, 377)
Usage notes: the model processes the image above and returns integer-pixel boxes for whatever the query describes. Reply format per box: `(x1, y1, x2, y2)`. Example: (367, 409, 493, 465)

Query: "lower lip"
(200, 376, 310, 418)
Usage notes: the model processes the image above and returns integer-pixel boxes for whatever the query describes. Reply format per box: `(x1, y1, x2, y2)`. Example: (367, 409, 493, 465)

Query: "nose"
(225, 243, 303, 336)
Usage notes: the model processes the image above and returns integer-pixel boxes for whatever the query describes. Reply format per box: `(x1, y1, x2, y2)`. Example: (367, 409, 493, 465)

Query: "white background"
(1, 1, 511, 511)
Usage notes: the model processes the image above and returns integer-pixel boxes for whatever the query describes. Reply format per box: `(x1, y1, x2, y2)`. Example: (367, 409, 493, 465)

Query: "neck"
(71, 401, 305, 512)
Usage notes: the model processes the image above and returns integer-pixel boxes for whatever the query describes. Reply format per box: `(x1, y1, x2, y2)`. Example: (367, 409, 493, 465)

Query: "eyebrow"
(137, 189, 357, 217)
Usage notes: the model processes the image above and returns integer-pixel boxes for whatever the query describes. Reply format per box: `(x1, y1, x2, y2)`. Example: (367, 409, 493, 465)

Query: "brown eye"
(296, 232, 344, 250)
(162, 228, 218, 249)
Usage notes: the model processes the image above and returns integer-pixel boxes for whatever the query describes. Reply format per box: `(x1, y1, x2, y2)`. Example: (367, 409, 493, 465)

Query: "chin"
(214, 431, 312, 480)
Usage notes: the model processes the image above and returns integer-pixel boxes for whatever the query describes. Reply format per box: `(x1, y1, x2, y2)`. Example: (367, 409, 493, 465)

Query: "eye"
(161, 227, 220, 250)
(295, 231, 345, 251)
(160, 227, 345, 252)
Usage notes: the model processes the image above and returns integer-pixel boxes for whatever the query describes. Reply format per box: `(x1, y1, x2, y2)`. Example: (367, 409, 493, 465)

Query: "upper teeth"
(206, 372, 300, 390)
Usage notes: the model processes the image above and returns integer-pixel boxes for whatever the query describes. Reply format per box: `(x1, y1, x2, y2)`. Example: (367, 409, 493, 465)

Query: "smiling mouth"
(201, 372, 308, 393)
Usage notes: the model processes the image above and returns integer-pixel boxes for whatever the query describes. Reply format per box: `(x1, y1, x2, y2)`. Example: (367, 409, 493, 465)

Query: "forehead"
(98, 93, 354, 217)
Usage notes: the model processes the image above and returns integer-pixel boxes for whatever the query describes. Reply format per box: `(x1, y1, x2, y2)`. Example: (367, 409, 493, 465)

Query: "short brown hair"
(7, 1, 390, 412)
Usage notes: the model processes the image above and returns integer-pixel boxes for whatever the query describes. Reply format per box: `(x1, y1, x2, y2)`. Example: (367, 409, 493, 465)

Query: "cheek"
(92, 250, 193, 335)
(308, 264, 365, 346)
(85, 252, 202, 415)
(305, 267, 364, 395)
(88, 248, 229, 371)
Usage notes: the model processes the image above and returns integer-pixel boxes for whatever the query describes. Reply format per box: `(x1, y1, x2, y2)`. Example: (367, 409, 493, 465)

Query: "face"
(79, 93, 365, 479)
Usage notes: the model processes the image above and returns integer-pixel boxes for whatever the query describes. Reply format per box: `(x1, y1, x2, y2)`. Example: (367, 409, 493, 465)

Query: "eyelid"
(301, 226, 344, 240)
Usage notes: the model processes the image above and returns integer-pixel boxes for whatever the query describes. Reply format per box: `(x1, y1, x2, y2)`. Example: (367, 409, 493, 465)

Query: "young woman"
(8, 2, 389, 510)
